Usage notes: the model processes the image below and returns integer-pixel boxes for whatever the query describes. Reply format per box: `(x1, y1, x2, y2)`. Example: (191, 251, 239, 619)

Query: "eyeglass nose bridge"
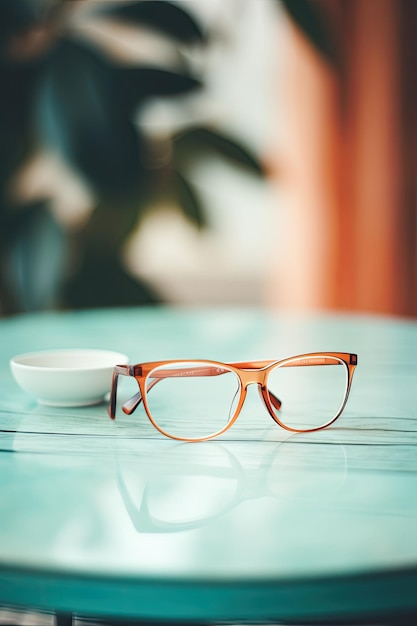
(238, 368, 268, 388)
(236, 369, 282, 418)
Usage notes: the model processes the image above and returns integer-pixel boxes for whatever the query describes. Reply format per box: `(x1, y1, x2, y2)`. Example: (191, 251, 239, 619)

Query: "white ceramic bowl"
(10, 349, 129, 407)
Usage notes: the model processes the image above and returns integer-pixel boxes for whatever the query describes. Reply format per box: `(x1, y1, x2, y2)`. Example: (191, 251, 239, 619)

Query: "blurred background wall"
(1, 0, 416, 317)
(268, 0, 417, 317)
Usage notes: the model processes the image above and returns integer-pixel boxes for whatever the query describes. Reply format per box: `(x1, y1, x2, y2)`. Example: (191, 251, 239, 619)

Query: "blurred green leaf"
(118, 67, 201, 113)
(63, 250, 161, 309)
(0, 64, 40, 191)
(99, 0, 205, 43)
(0, 200, 66, 314)
(280, 0, 337, 63)
(37, 37, 146, 198)
(173, 127, 264, 176)
(174, 172, 207, 229)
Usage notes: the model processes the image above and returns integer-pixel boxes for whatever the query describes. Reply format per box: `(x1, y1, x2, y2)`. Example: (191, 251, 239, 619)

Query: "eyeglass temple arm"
(232, 358, 347, 368)
(122, 377, 161, 415)
(108, 366, 142, 420)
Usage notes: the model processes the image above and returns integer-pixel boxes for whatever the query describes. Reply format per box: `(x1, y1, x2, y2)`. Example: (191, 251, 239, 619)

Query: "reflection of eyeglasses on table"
(108, 353, 357, 442)
(114, 437, 348, 533)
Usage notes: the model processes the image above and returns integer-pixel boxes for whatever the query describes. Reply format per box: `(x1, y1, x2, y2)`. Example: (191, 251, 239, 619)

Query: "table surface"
(0, 306, 417, 624)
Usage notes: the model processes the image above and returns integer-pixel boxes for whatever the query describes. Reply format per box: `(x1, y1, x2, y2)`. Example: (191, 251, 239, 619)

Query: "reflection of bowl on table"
(10, 349, 128, 407)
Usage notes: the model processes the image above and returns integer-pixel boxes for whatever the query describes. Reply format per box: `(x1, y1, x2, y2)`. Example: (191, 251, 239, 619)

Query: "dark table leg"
(55, 612, 73, 626)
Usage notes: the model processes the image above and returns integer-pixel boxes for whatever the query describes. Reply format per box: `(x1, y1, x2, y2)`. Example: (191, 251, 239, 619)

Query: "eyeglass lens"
(267, 356, 348, 431)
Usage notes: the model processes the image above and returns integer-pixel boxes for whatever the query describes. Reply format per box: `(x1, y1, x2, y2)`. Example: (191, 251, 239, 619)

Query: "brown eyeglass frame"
(107, 352, 357, 442)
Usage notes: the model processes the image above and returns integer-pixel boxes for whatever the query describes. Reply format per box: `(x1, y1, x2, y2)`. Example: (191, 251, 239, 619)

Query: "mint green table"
(0, 307, 416, 625)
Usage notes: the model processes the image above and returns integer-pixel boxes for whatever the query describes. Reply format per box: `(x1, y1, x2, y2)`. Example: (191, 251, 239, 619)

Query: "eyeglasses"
(107, 352, 357, 442)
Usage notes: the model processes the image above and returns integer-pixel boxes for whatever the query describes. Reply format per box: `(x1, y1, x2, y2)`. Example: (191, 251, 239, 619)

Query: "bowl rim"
(10, 348, 129, 372)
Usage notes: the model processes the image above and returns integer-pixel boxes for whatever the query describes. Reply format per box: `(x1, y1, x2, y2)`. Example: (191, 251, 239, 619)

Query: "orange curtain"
(268, 0, 417, 317)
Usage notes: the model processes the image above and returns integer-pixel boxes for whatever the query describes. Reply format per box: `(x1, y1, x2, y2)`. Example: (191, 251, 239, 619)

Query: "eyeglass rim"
(108, 352, 357, 442)
(263, 354, 353, 432)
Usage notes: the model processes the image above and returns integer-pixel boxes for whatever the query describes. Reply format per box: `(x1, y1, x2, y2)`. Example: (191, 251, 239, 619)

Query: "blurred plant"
(0, 0, 264, 314)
